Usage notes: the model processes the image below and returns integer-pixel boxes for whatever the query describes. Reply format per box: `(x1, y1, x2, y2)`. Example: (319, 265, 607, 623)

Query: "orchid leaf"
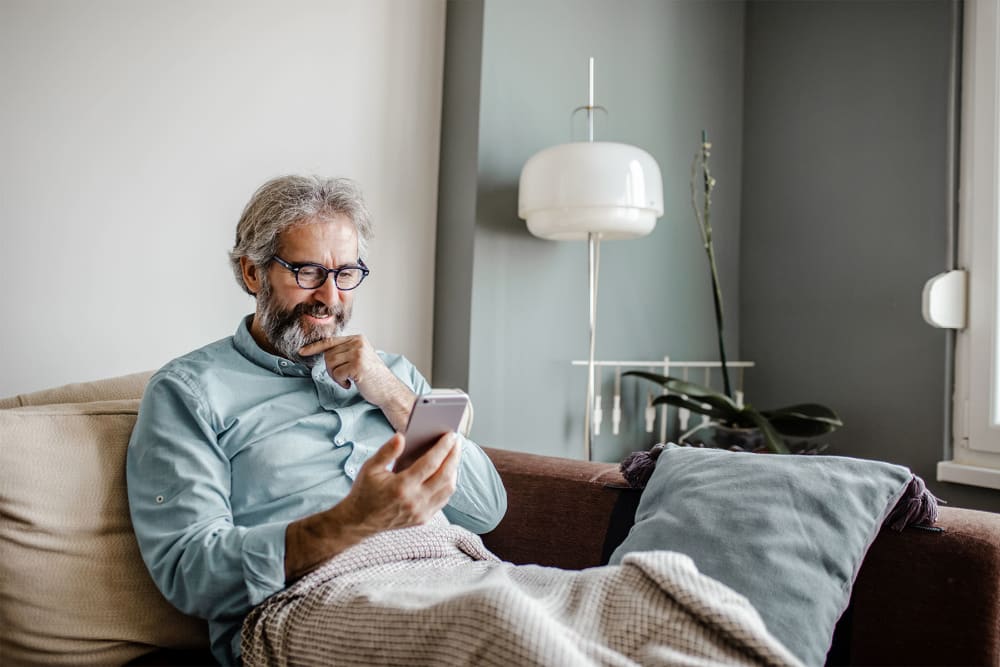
(740, 407, 791, 454)
(766, 416, 838, 438)
(761, 403, 843, 426)
(623, 371, 740, 413)
(761, 403, 843, 437)
(651, 394, 731, 421)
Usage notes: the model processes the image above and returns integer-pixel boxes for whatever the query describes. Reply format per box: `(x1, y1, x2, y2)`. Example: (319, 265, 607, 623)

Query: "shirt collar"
(233, 314, 312, 377)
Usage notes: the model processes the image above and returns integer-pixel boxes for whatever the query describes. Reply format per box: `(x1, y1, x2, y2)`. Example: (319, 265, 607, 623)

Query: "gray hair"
(229, 175, 374, 295)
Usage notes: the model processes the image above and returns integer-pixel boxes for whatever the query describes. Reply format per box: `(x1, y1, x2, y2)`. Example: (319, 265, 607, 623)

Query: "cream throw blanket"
(241, 517, 802, 667)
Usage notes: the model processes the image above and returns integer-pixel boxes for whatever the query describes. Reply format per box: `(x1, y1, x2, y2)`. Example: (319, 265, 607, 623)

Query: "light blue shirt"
(126, 316, 507, 665)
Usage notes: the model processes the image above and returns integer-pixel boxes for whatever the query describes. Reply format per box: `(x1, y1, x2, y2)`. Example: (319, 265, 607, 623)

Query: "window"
(942, 0, 1000, 490)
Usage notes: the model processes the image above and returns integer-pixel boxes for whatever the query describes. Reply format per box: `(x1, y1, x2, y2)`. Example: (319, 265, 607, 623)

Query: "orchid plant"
(625, 132, 842, 454)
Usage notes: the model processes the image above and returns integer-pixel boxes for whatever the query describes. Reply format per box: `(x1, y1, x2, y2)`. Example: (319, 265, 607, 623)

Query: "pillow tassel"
(884, 475, 941, 531)
(620, 444, 666, 489)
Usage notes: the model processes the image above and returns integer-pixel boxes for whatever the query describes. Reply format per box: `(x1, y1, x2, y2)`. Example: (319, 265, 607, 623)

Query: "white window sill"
(937, 461, 1000, 491)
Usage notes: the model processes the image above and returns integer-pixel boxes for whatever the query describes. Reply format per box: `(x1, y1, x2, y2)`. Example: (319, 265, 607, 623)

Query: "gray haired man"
(126, 175, 507, 665)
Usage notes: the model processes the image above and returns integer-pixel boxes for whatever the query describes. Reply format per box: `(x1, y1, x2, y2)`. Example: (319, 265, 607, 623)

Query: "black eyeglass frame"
(270, 256, 371, 291)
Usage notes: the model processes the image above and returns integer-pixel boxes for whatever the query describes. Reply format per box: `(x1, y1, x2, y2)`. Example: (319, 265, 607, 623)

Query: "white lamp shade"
(518, 141, 664, 240)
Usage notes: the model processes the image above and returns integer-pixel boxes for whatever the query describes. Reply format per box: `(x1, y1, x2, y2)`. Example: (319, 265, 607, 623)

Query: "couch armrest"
(841, 506, 1000, 667)
(481, 447, 630, 569)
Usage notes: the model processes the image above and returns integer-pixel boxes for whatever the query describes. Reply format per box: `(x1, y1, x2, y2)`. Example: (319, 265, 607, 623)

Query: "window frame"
(941, 0, 1000, 490)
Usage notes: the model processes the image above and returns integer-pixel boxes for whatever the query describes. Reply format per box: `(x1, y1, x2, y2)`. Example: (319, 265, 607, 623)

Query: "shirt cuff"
(241, 521, 289, 606)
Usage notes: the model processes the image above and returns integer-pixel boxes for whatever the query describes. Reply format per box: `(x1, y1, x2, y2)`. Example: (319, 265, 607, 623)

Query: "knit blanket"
(241, 517, 802, 667)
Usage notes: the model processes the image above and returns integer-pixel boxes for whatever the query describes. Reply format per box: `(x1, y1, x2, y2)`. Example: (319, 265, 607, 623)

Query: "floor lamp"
(517, 59, 664, 460)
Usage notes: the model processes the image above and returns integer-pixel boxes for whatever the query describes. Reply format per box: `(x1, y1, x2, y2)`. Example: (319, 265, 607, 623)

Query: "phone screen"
(394, 391, 469, 472)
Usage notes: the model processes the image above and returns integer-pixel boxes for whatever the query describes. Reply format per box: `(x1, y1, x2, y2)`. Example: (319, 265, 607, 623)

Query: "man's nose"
(314, 275, 344, 304)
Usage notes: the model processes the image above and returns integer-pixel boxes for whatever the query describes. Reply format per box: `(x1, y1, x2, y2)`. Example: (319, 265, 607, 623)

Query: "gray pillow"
(609, 444, 912, 667)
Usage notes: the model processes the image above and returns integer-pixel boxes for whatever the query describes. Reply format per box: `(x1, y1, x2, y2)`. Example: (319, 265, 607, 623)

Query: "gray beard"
(256, 278, 350, 366)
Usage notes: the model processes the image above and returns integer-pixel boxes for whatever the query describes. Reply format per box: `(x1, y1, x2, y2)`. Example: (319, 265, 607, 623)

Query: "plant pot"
(679, 420, 829, 455)
(680, 421, 764, 451)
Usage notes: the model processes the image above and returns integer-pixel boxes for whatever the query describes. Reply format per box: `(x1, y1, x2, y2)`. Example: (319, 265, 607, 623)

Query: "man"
(126, 175, 508, 666)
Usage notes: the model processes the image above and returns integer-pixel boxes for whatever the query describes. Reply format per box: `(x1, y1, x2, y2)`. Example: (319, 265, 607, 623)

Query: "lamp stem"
(585, 231, 601, 460)
(587, 56, 595, 142)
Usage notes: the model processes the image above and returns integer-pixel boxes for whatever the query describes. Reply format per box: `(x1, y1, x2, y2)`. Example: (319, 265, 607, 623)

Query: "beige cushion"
(0, 371, 153, 410)
(0, 400, 209, 666)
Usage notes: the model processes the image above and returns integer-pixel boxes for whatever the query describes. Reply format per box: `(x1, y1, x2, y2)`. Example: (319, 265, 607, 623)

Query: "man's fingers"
(425, 438, 461, 487)
(298, 338, 366, 390)
(426, 445, 461, 507)
(327, 358, 358, 388)
(299, 335, 356, 356)
(401, 432, 458, 480)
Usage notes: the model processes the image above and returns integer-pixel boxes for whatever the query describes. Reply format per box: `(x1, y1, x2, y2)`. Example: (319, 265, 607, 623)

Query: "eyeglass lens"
(296, 265, 365, 290)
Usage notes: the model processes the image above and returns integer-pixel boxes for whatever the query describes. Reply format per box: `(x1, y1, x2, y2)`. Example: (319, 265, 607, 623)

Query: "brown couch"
(2, 373, 999, 666)
(483, 448, 1000, 667)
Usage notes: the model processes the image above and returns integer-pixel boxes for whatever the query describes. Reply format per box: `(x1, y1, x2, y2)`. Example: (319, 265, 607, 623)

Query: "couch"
(1, 372, 998, 666)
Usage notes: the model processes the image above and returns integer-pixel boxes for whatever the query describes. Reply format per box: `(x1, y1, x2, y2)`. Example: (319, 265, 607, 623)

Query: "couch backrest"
(0, 371, 154, 409)
(0, 375, 210, 665)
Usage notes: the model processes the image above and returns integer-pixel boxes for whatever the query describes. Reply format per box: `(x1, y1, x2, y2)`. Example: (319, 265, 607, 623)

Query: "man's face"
(244, 216, 360, 364)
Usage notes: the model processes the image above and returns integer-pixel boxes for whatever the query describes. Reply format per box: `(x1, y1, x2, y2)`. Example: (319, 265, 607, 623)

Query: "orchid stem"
(691, 130, 733, 400)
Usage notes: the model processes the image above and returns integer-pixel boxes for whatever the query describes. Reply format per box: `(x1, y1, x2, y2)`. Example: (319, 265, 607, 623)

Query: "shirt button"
(155, 495, 164, 504)
(334, 437, 345, 446)
(346, 465, 357, 476)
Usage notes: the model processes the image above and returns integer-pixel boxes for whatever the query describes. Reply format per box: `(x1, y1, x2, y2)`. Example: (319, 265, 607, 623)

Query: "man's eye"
(298, 267, 325, 280)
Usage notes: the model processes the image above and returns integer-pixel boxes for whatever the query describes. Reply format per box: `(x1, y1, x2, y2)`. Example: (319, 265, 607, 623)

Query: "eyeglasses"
(271, 256, 371, 291)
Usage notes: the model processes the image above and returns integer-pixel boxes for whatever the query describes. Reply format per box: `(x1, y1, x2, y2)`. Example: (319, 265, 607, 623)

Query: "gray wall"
(436, 0, 748, 462)
(437, 0, 999, 511)
(740, 0, 999, 512)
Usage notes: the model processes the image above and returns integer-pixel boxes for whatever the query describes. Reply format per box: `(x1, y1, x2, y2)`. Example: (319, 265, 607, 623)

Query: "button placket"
(344, 442, 367, 479)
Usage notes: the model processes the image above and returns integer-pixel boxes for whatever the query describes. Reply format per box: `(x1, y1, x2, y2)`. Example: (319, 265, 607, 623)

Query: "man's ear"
(240, 256, 262, 295)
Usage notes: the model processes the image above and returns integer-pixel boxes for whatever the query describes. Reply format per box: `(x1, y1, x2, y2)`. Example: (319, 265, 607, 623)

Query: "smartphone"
(394, 389, 470, 472)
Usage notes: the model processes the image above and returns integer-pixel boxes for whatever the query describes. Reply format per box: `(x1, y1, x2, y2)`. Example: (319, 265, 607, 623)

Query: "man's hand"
(341, 432, 461, 532)
(284, 432, 461, 581)
(300, 335, 415, 431)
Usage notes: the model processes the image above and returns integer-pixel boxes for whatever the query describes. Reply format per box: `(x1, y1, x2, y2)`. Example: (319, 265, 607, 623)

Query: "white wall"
(0, 0, 445, 396)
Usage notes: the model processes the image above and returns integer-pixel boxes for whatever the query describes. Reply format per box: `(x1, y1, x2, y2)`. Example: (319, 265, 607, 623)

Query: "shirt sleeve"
(401, 361, 508, 534)
(126, 370, 289, 621)
(442, 434, 509, 533)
